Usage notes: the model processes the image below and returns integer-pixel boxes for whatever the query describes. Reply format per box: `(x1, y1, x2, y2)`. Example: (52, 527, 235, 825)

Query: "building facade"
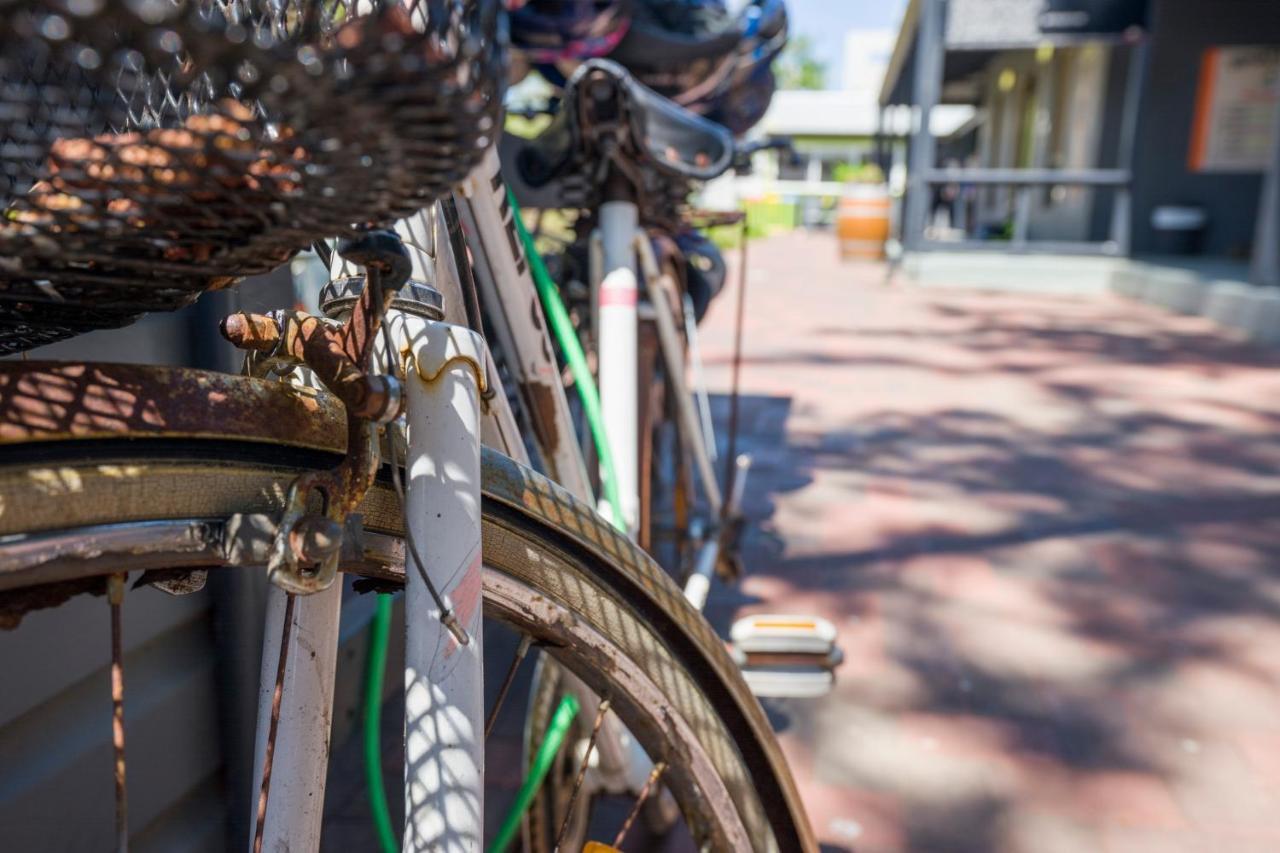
(880, 0, 1280, 285)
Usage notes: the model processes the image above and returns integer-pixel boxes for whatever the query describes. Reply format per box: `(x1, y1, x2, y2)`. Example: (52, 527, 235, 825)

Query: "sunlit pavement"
(698, 229, 1280, 852)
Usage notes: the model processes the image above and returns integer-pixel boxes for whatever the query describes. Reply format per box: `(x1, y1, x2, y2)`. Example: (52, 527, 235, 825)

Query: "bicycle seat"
(517, 59, 734, 187)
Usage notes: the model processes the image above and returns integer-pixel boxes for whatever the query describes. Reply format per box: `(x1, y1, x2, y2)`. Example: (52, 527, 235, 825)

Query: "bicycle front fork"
(238, 224, 489, 852)
(399, 307, 488, 852)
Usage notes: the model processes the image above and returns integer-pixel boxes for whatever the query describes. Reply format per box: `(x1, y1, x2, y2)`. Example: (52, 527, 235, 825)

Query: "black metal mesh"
(0, 0, 506, 353)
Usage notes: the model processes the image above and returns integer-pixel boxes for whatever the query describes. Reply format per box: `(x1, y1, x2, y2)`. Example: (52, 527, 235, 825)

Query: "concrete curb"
(1110, 265, 1280, 346)
(899, 250, 1279, 346)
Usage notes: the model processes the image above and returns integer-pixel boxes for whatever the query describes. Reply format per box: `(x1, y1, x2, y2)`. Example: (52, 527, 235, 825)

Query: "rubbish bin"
(1151, 205, 1206, 255)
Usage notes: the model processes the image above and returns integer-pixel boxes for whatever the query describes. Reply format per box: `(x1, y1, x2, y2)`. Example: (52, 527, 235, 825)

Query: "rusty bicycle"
(0, 1, 815, 851)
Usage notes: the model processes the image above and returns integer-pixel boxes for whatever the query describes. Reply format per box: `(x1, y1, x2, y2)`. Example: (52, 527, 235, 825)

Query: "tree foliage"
(775, 34, 827, 90)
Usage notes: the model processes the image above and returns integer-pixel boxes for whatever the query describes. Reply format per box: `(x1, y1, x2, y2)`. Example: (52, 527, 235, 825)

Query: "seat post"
(596, 168, 642, 533)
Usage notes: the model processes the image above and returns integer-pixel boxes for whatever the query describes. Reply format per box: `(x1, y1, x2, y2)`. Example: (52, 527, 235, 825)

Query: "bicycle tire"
(0, 420, 814, 852)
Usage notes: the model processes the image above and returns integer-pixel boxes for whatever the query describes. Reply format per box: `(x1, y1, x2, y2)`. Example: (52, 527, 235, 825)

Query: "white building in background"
(755, 27, 900, 184)
(704, 28, 972, 221)
(760, 26, 972, 177)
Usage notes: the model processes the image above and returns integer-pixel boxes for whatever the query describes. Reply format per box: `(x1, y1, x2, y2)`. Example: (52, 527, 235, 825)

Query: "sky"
(782, 0, 908, 88)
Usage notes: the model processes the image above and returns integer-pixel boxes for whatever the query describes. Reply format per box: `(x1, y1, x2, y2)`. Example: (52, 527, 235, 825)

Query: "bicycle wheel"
(0, 364, 813, 852)
(524, 258, 700, 852)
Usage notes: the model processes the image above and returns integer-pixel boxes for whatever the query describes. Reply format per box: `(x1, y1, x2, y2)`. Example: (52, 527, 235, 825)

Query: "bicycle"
(477, 53, 841, 849)
(0, 2, 817, 851)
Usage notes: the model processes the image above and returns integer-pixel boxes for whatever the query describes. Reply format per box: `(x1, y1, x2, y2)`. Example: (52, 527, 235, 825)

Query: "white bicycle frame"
(249, 573, 342, 849)
(250, 163, 730, 849)
(399, 312, 487, 851)
(455, 148, 595, 502)
(595, 201, 642, 533)
(455, 162, 663, 802)
(250, 208, 490, 852)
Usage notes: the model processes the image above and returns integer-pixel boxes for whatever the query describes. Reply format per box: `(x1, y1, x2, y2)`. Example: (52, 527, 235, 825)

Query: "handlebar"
(733, 136, 797, 174)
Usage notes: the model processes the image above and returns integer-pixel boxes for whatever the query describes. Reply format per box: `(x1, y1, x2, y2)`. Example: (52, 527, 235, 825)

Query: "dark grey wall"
(1130, 0, 1280, 257)
(0, 267, 293, 849)
(1088, 44, 1132, 242)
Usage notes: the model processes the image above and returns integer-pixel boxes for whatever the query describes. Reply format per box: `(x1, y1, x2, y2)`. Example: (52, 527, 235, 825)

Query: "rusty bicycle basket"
(0, 0, 506, 353)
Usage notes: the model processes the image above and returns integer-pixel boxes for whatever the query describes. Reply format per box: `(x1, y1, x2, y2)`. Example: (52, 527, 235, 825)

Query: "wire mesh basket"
(0, 0, 506, 353)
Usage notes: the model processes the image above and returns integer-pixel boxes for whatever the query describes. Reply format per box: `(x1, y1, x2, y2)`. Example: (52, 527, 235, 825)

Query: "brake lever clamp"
(220, 228, 410, 594)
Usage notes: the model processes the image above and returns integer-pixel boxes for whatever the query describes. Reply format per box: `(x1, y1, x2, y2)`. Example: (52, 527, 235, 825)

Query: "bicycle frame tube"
(596, 200, 641, 533)
(454, 160, 656, 827)
(248, 581, 342, 851)
(399, 310, 488, 851)
(634, 235, 723, 515)
(248, 363, 342, 852)
(682, 292, 719, 465)
(251, 230, 494, 850)
(329, 205, 527, 461)
(455, 150, 594, 503)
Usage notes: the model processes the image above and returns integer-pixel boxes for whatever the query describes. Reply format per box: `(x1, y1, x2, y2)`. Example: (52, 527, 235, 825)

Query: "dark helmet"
(705, 64, 776, 136)
(606, 0, 787, 134)
(509, 0, 633, 64)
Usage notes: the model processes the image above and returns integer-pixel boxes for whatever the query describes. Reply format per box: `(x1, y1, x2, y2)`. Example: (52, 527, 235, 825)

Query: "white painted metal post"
(400, 317, 487, 852)
(597, 201, 640, 532)
(248, 582, 342, 851)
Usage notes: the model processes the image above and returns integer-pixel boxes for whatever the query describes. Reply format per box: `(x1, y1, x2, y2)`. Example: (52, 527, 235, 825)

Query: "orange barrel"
(836, 185, 890, 260)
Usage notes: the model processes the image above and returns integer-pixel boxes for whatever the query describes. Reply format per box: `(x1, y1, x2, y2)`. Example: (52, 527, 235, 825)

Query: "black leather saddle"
(515, 59, 734, 189)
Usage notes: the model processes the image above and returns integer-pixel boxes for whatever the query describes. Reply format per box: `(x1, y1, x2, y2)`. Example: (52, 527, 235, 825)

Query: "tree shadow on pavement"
(713, 289, 1280, 851)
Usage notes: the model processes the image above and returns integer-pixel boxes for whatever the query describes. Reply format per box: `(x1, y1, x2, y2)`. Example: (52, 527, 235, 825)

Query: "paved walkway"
(698, 230, 1280, 853)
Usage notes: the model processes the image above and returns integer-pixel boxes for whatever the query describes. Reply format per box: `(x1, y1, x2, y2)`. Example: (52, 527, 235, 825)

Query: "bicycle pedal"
(729, 614, 843, 699)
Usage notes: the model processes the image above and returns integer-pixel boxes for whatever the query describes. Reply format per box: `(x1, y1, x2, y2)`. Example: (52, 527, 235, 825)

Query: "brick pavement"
(697, 230, 1280, 852)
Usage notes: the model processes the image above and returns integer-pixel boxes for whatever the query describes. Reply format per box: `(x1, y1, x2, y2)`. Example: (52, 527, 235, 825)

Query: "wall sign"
(1189, 45, 1280, 173)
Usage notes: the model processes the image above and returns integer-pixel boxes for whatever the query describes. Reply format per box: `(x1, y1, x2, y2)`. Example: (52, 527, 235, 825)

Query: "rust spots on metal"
(218, 312, 283, 353)
(222, 308, 393, 420)
(519, 376, 567, 465)
(107, 572, 128, 853)
(0, 577, 100, 629)
(221, 265, 399, 420)
(0, 361, 346, 452)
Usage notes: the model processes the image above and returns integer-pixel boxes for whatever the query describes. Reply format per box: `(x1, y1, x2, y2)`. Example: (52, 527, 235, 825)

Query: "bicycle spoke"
(553, 695, 611, 852)
(253, 592, 296, 853)
(485, 633, 533, 740)
(107, 573, 128, 853)
(612, 761, 667, 848)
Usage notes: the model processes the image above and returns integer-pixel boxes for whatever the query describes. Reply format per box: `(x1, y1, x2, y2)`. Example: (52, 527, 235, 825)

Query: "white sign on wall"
(1189, 45, 1280, 173)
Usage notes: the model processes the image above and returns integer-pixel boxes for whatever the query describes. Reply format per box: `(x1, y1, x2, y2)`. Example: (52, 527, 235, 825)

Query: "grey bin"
(1151, 205, 1206, 256)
